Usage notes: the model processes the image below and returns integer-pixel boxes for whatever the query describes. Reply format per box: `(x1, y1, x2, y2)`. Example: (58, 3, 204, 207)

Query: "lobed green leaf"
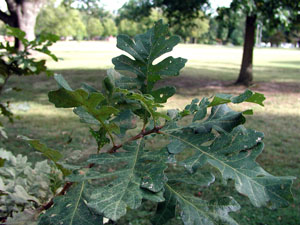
(67, 140, 167, 221)
(38, 182, 102, 225)
(112, 20, 187, 101)
(162, 183, 240, 225)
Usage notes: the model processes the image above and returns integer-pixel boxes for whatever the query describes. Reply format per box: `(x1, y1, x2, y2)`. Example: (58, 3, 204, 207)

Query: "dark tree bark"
(235, 15, 257, 86)
(0, 0, 45, 49)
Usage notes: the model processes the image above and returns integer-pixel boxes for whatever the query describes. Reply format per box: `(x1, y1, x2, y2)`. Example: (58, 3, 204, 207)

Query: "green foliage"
(0, 26, 58, 137)
(86, 18, 104, 39)
(36, 4, 87, 40)
(117, 19, 139, 37)
(33, 20, 294, 225)
(0, 26, 58, 78)
(118, 0, 209, 28)
(20, 136, 71, 176)
(170, 11, 209, 42)
(70, 140, 166, 220)
(189, 16, 209, 41)
(113, 20, 186, 95)
(215, 7, 245, 45)
(136, 9, 167, 34)
(38, 182, 103, 225)
(102, 18, 117, 37)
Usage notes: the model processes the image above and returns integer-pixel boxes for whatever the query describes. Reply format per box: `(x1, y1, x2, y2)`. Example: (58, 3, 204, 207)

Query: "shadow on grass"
(0, 113, 96, 164)
(3, 66, 300, 105)
(2, 69, 107, 103)
(271, 60, 300, 67)
(161, 67, 300, 96)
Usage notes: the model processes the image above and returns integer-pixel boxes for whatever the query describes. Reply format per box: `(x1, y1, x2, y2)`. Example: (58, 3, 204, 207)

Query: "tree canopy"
(118, 0, 210, 27)
(86, 17, 103, 39)
(36, 4, 86, 40)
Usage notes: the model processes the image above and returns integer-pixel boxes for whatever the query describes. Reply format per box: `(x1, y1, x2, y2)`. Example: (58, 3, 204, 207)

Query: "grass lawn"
(1, 41, 300, 224)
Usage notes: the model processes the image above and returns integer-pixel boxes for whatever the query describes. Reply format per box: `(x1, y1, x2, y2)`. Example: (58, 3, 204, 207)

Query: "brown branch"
(36, 162, 96, 213)
(36, 182, 73, 213)
(108, 125, 164, 153)
(5, 0, 18, 14)
(0, 10, 12, 25)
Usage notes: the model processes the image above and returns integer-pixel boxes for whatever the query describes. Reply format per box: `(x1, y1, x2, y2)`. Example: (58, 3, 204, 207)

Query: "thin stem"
(86, 106, 116, 147)
(36, 163, 95, 214)
(36, 182, 73, 213)
(98, 119, 116, 147)
(142, 122, 146, 132)
(108, 125, 163, 153)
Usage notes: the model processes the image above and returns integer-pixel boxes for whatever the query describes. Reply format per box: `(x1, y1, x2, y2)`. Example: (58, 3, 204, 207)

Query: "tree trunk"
(235, 15, 257, 86)
(1, 0, 45, 50)
(19, 1, 44, 40)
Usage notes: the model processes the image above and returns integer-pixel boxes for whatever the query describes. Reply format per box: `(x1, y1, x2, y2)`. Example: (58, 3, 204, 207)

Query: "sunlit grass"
(45, 41, 300, 82)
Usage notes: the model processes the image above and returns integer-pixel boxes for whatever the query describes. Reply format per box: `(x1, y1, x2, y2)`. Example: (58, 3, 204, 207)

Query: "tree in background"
(86, 17, 103, 39)
(118, 19, 139, 37)
(189, 16, 209, 43)
(117, 0, 299, 86)
(137, 9, 166, 33)
(102, 18, 117, 37)
(288, 22, 300, 47)
(0, 0, 46, 49)
(117, 8, 168, 37)
(268, 30, 286, 47)
(117, 0, 154, 23)
(63, 0, 111, 18)
(215, 7, 245, 45)
(202, 18, 218, 44)
(35, 4, 86, 40)
(230, 0, 299, 85)
(118, 1, 209, 42)
(63, 0, 118, 38)
(150, 0, 209, 28)
(169, 12, 209, 43)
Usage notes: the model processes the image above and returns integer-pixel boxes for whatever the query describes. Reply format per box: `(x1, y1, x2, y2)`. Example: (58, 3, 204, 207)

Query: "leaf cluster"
(0, 148, 63, 221)
(29, 20, 294, 225)
(0, 26, 58, 79)
(0, 26, 59, 137)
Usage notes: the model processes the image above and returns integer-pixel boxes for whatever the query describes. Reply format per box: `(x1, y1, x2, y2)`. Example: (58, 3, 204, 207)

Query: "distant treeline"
(0, 1, 298, 47)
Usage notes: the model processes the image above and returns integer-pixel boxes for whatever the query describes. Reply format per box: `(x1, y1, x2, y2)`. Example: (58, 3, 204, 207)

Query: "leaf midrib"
(165, 183, 213, 221)
(113, 140, 142, 215)
(162, 132, 287, 204)
(69, 182, 85, 225)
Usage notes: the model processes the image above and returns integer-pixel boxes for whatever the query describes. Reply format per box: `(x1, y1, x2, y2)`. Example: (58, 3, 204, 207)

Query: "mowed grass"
(1, 41, 300, 224)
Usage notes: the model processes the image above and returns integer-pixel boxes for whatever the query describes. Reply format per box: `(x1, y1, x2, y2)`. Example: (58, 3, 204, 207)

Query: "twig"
(108, 125, 163, 153)
(36, 182, 73, 213)
(36, 163, 94, 213)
